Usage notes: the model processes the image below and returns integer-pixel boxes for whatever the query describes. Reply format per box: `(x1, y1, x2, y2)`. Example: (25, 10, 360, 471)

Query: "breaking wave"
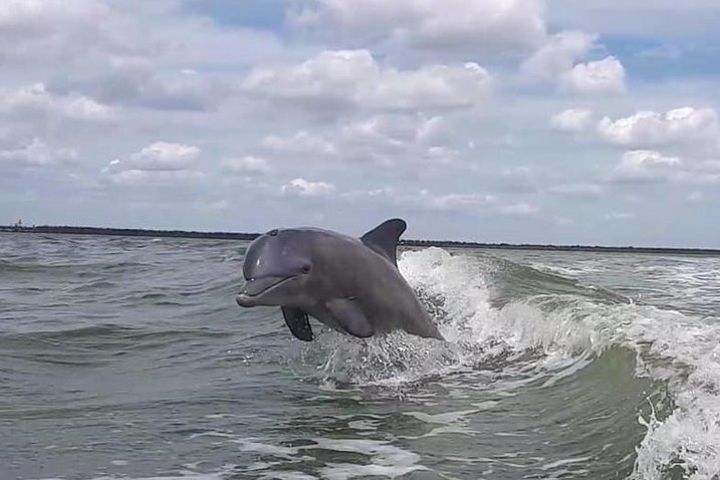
(294, 247, 720, 479)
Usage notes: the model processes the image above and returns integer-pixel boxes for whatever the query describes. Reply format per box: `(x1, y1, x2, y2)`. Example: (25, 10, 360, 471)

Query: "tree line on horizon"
(1, 224, 718, 255)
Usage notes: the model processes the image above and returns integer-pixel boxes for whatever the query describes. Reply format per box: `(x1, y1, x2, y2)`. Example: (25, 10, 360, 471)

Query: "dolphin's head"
(236, 229, 314, 307)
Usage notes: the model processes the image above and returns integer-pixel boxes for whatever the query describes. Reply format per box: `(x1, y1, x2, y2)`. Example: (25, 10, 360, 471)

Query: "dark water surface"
(1, 233, 719, 480)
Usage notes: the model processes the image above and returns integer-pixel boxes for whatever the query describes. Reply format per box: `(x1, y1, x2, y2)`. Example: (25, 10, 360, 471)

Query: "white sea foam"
(402, 408, 479, 424)
(313, 438, 426, 479)
(217, 436, 425, 480)
(257, 472, 317, 480)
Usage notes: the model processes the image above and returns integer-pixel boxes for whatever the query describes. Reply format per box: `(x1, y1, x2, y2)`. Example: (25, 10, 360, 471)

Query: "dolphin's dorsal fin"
(360, 218, 406, 267)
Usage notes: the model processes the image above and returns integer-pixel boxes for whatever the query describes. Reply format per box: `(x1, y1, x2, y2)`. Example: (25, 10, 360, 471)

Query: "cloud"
(547, 183, 604, 198)
(0, 83, 116, 121)
(597, 107, 720, 149)
(560, 56, 626, 94)
(343, 187, 498, 213)
(558, 106, 720, 165)
(551, 108, 594, 132)
(84, 57, 219, 112)
(608, 150, 681, 183)
(550, 106, 720, 185)
(520, 33, 626, 95)
(281, 178, 336, 196)
(501, 202, 540, 215)
(0, 1, 284, 69)
(521, 31, 597, 81)
(222, 156, 272, 175)
(263, 131, 337, 157)
(101, 141, 203, 185)
(126, 142, 200, 171)
(338, 114, 454, 164)
(262, 113, 456, 166)
(348, 187, 540, 217)
(106, 169, 204, 187)
(291, 0, 546, 55)
(242, 50, 491, 113)
(342, 114, 447, 146)
(0, 2, 284, 117)
(0, 0, 131, 64)
(0, 138, 77, 167)
(418, 191, 497, 212)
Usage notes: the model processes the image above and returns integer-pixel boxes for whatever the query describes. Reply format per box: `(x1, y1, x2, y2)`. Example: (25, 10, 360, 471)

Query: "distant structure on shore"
(1, 224, 718, 256)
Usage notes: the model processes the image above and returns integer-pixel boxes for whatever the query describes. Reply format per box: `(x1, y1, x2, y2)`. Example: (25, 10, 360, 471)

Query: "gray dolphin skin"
(236, 219, 444, 342)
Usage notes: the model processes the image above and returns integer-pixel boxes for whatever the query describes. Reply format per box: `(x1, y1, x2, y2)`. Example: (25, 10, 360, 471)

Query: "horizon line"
(2, 224, 719, 255)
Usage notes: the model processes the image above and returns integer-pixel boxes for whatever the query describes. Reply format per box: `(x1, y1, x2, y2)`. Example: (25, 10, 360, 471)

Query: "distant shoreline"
(2, 225, 719, 256)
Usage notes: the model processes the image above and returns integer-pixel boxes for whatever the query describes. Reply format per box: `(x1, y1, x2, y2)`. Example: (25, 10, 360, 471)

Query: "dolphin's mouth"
(236, 275, 297, 306)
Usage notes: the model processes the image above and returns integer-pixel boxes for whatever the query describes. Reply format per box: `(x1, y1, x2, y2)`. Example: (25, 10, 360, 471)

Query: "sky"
(2, 0, 720, 247)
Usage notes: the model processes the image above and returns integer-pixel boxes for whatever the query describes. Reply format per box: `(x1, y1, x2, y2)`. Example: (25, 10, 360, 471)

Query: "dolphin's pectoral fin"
(360, 218, 406, 267)
(325, 298, 374, 338)
(281, 307, 313, 341)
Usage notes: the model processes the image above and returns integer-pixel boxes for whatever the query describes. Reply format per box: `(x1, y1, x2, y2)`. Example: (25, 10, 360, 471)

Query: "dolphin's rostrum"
(236, 219, 444, 341)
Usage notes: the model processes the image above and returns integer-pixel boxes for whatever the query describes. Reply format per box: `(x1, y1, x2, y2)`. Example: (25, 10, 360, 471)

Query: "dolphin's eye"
(302, 265, 311, 274)
(268, 229, 278, 237)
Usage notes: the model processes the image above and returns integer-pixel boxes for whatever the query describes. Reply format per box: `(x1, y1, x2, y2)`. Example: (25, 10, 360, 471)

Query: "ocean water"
(1, 233, 719, 480)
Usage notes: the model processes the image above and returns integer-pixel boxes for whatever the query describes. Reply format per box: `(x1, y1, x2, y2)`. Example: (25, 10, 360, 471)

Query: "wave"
(291, 247, 720, 479)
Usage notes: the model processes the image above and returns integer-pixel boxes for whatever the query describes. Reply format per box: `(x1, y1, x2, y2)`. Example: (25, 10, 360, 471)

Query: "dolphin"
(235, 219, 444, 341)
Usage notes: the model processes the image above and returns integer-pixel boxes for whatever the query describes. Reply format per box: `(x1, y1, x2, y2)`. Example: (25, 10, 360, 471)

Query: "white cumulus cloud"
(420, 191, 496, 212)
(291, 0, 546, 55)
(0, 138, 77, 167)
(547, 183, 604, 198)
(262, 114, 456, 166)
(126, 142, 200, 171)
(222, 156, 272, 175)
(263, 131, 337, 157)
(583, 108, 720, 185)
(0, 83, 116, 121)
(597, 107, 720, 149)
(0, 0, 128, 63)
(86, 57, 220, 112)
(520, 33, 626, 96)
(242, 50, 491, 113)
(551, 108, 594, 132)
(107, 169, 204, 187)
(101, 141, 203, 186)
(608, 150, 681, 183)
(521, 30, 597, 81)
(338, 114, 451, 162)
(281, 178, 336, 196)
(561, 56, 626, 94)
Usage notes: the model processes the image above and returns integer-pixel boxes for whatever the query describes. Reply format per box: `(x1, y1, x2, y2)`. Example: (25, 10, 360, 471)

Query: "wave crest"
(293, 247, 720, 478)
